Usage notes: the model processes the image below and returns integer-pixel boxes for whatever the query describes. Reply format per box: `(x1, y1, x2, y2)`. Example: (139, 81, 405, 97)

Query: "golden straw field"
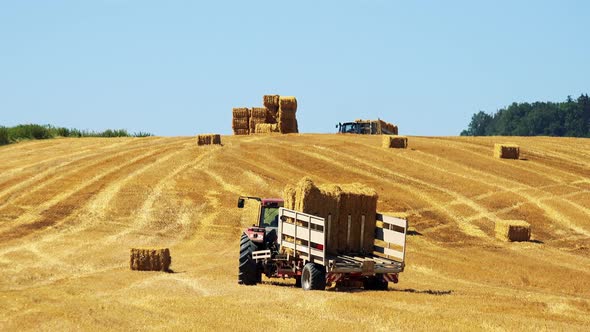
(1, 134, 589, 331)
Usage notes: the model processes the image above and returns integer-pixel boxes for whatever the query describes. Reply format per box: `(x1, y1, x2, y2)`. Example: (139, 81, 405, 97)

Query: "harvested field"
(1, 135, 589, 331)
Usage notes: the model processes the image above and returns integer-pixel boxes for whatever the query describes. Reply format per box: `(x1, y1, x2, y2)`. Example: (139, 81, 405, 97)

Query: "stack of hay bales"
(232, 107, 250, 135)
(382, 135, 408, 149)
(377, 120, 399, 135)
(278, 96, 298, 134)
(283, 177, 377, 254)
(250, 107, 269, 133)
(495, 220, 531, 242)
(263, 95, 280, 123)
(197, 134, 221, 146)
(494, 144, 520, 159)
(130, 248, 171, 272)
(255, 123, 279, 134)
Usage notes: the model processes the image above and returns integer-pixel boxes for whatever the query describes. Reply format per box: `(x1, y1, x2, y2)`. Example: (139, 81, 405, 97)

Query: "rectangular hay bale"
(197, 134, 221, 146)
(130, 248, 171, 271)
(250, 107, 268, 119)
(232, 107, 250, 118)
(233, 129, 249, 135)
(255, 123, 279, 134)
(283, 177, 378, 254)
(495, 220, 531, 242)
(494, 144, 520, 159)
(263, 95, 280, 110)
(232, 117, 250, 130)
(279, 96, 297, 111)
(382, 135, 407, 149)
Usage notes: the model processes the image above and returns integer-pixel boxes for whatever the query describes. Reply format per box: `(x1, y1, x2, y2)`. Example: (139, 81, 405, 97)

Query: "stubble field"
(0, 134, 589, 331)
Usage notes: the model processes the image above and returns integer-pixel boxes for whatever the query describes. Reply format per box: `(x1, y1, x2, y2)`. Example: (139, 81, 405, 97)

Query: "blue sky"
(1, 1, 588, 136)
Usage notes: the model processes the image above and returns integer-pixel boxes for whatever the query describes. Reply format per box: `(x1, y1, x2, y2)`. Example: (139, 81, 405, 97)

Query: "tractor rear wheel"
(238, 233, 258, 285)
(301, 263, 325, 291)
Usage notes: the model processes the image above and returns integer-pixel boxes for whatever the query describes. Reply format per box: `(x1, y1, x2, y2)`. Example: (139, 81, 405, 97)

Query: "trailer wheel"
(301, 263, 326, 291)
(238, 233, 258, 285)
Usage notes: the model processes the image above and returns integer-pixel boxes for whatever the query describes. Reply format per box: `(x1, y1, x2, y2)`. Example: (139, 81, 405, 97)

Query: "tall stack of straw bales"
(495, 220, 531, 242)
(283, 177, 377, 254)
(278, 96, 298, 134)
(232, 94, 299, 135)
(197, 134, 221, 146)
(130, 248, 172, 272)
(494, 144, 520, 159)
(232, 108, 250, 135)
(250, 107, 269, 133)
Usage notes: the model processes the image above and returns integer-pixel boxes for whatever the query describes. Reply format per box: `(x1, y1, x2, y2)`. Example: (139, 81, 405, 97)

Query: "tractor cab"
(237, 196, 284, 244)
(337, 121, 375, 134)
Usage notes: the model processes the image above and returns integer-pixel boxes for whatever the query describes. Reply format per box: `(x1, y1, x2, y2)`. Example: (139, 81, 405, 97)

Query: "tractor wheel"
(238, 233, 258, 285)
(301, 263, 326, 291)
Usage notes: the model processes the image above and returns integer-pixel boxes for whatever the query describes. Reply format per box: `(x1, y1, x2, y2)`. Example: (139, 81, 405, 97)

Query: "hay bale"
(494, 144, 520, 159)
(197, 134, 221, 146)
(130, 248, 171, 271)
(250, 107, 268, 119)
(233, 129, 249, 136)
(263, 95, 280, 110)
(232, 107, 250, 118)
(279, 96, 297, 111)
(283, 177, 378, 254)
(382, 135, 408, 149)
(255, 123, 279, 134)
(232, 118, 250, 130)
(495, 220, 531, 242)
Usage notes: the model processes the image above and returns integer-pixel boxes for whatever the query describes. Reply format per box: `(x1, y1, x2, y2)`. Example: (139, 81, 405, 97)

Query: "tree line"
(0, 124, 153, 146)
(461, 94, 590, 137)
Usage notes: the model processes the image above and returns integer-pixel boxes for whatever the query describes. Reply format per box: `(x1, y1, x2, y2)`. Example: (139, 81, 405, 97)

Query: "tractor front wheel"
(238, 233, 258, 285)
(301, 263, 326, 291)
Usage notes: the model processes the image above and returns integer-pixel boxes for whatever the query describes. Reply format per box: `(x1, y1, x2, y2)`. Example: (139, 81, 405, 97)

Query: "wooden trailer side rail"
(278, 208, 327, 266)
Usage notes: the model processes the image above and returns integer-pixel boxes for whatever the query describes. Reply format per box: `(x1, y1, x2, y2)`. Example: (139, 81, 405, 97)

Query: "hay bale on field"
(250, 107, 269, 133)
(495, 220, 531, 242)
(232, 107, 251, 135)
(494, 144, 520, 159)
(283, 177, 378, 254)
(232, 118, 250, 130)
(382, 135, 408, 149)
(197, 134, 221, 146)
(255, 123, 279, 134)
(130, 248, 171, 272)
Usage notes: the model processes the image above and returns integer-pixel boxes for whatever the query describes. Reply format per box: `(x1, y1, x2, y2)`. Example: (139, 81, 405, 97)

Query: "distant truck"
(337, 119, 398, 135)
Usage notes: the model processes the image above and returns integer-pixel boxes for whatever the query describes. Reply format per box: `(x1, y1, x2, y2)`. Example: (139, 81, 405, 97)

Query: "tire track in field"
(0, 138, 174, 212)
(0, 142, 185, 242)
(370, 142, 590, 236)
(103, 145, 221, 243)
(297, 146, 490, 239)
(429, 137, 588, 183)
(0, 139, 158, 208)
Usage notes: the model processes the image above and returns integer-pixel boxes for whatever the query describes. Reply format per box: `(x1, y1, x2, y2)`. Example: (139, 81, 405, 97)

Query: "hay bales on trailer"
(383, 135, 408, 149)
(232, 107, 250, 135)
(495, 220, 531, 242)
(255, 123, 279, 134)
(494, 144, 520, 159)
(283, 177, 378, 254)
(377, 120, 399, 135)
(130, 248, 172, 272)
(197, 134, 221, 146)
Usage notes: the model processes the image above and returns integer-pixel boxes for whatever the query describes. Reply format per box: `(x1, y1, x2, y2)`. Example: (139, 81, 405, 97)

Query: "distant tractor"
(237, 196, 407, 291)
(337, 119, 398, 135)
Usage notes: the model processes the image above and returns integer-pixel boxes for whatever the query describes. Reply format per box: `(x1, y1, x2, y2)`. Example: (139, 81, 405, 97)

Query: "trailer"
(240, 204, 407, 291)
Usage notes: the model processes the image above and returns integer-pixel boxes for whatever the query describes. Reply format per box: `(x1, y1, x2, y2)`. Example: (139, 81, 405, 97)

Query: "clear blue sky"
(1, 1, 588, 136)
